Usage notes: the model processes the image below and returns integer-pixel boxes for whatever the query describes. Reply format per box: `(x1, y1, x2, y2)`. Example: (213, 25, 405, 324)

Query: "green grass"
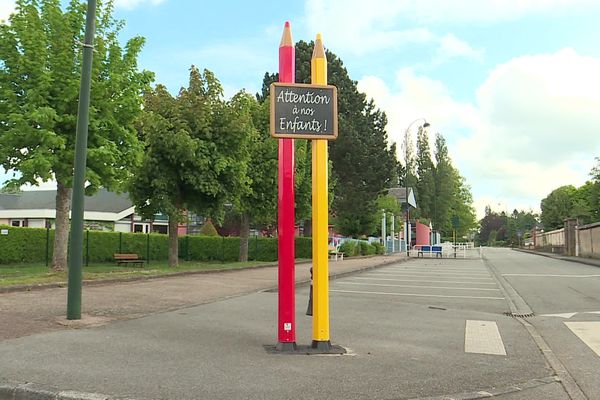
(0, 260, 275, 288)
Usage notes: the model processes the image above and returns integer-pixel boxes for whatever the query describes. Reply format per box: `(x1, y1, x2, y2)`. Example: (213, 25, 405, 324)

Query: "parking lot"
(328, 257, 507, 315)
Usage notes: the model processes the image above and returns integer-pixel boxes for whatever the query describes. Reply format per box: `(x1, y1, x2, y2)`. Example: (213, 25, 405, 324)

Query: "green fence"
(0, 226, 312, 265)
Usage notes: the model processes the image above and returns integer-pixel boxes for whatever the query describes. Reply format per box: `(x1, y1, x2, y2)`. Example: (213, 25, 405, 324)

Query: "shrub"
(365, 243, 377, 255)
(295, 237, 312, 259)
(87, 231, 121, 262)
(371, 242, 384, 254)
(248, 237, 278, 262)
(358, 241, 370, 255)
(339, 241, 357, 257)
(0, 226, 51, 263)
(0, 225, 313, 264)
(199, 220, 220, 236)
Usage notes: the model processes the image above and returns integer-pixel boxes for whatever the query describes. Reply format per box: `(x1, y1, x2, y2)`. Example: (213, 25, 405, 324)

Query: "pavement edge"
(0, 381, 120, 400)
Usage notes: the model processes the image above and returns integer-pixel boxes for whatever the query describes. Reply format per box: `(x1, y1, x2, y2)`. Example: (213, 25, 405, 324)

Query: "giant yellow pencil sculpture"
(311, 33, 331, 351)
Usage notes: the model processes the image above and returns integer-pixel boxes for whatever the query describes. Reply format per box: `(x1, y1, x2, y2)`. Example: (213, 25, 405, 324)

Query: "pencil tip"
(312, 33, 326, 59)
(280, 22, 294, 47)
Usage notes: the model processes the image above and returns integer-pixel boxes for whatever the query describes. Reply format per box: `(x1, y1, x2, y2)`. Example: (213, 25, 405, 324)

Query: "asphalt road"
(2, 250, 599, 399)
(484, 248, 600, 399)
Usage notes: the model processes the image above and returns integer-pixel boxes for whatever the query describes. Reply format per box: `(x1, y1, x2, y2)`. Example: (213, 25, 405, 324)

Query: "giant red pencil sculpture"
(276, 21, 296, 351)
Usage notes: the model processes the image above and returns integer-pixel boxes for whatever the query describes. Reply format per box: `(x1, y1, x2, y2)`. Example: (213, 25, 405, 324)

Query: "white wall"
(28, 219, 46, 228)
(114, 221, 131, 233)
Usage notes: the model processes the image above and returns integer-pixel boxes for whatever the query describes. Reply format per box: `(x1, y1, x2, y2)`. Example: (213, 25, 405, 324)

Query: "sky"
(1, 0, 600, 218)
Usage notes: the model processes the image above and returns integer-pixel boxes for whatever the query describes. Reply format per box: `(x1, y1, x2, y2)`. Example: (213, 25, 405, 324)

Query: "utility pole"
(67, 0, 97, 320)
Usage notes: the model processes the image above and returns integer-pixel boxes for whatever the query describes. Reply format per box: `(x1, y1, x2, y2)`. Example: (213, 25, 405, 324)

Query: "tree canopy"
(0, 0, 153, 269)
(129, 67, 250, 266)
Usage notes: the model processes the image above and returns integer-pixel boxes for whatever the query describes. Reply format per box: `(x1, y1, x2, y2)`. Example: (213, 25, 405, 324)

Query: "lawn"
(0, 260, 275, 288)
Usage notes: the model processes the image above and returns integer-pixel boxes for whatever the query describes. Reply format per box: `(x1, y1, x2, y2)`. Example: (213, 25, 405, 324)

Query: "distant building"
(0, 189, 190, 235)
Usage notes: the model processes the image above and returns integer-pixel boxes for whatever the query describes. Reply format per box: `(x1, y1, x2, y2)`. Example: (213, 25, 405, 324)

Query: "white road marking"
(502, 274, 600, 278)
(365, 273, 493, 281)
(337, 281, 502, 291)
(373, 271, 491, 277)
(565, 322, 600, 357)
(388, 267, 487, 272)
(330, 289, 504, 300)
(539, 313, 578, 319)
(353, 277, 498, 285)
(586, 311, 600, 315)
(465, 320, 507, 356)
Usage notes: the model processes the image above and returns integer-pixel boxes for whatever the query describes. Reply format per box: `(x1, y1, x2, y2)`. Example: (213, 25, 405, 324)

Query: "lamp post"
(67, 0, 97, 320)
(403, 118, 429, 255)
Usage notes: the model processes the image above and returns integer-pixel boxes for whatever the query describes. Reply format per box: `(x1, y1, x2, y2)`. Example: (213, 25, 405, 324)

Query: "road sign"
(270, 82, 338, 140)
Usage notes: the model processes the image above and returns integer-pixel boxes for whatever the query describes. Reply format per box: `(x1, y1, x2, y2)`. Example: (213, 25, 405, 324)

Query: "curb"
(0, 254, 403, 294)
(0, 381, 118, 400)
(0, 260, 307, 294)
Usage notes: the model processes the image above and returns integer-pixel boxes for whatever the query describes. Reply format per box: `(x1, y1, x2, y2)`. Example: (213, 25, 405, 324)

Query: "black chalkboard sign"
(270, 83, 338, 140)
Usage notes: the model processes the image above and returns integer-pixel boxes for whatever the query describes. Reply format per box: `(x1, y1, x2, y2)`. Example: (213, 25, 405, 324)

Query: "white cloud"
(357, 49, 600, 219)
(436, 34, 483, 63)
(0, 0, 14, 22)
(408, 0, 599, 23)
(306, 0, 599, 25)
(304, 0, 598, 59)
(114, 0, 165, 10)
(304, 0, 436, 55)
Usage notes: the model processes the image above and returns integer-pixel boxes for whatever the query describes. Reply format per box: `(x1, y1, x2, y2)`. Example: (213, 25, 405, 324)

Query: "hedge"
(339, 240, 379, 257)
(0, 226, 313, 265)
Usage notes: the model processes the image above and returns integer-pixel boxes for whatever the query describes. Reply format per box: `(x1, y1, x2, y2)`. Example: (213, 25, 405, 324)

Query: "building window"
(153, 225, 168, 234)
(11, 220, 24, 227)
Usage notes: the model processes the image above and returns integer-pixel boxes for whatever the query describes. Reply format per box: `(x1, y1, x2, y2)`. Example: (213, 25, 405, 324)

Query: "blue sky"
(2, 0, 600, 218)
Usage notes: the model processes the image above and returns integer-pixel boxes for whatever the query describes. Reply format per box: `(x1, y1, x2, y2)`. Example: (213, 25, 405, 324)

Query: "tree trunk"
(168, 214, 179, 267)
(239, 212, 250, 262)
(52, 181, 72, 271)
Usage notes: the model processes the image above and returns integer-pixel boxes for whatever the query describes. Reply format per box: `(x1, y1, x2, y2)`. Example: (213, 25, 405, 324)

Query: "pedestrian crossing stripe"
(564, 322, 600, 357)
(465, 320, 507, 356)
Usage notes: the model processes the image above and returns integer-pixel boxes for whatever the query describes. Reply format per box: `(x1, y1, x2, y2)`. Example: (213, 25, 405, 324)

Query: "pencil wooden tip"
(280, 22, 293, 47)
(312, 33, 325, 59)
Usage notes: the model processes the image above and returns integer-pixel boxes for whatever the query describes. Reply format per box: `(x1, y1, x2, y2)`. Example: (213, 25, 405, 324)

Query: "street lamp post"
(403, 118, 429, 255)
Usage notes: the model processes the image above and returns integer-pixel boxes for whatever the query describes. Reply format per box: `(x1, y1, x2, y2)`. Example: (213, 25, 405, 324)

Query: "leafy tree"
(432, 134, 454, 233)
(479, 207, 506, 245)
(129, 67, 250, 267)
(0, 0, 153, 270)
(504, 209, 538, 246)
(447, 170, 477, 238)
(415, 126, 435, 220)
(583, 158, 600, 222)
(540, 185, 577, 230)
(539, 159, 600, 229)
(235, 94, 277, 261)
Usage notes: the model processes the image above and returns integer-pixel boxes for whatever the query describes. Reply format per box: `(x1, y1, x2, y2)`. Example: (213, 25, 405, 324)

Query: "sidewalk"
(0, 253, 406, 341)
(514, 248, 600, 268)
